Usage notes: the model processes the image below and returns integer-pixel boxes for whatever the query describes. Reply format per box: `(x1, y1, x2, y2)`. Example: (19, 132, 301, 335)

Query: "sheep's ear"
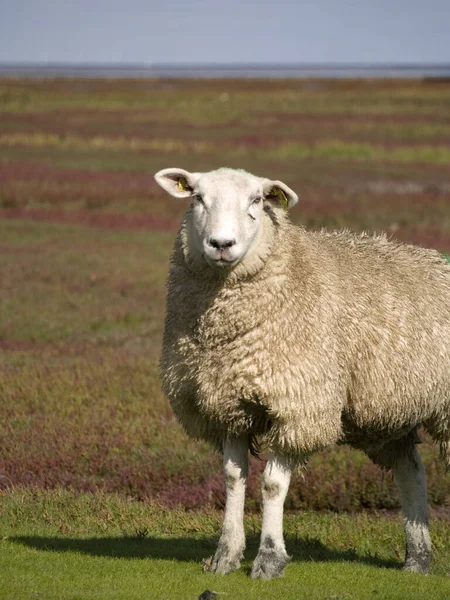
(154, 168, 200, 199)
(262, 179, 298, 210)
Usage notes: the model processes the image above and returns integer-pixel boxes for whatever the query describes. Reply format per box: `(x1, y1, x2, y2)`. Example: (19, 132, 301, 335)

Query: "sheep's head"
(155, 167, 298, 270)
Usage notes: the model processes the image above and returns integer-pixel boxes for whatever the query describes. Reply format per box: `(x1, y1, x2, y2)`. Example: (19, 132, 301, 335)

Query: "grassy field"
(1, 78, 450, 598)
(1, 489, 450, 599)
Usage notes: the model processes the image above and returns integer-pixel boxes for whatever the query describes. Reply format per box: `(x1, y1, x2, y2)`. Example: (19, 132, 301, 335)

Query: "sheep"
(154, 166, 450, 580)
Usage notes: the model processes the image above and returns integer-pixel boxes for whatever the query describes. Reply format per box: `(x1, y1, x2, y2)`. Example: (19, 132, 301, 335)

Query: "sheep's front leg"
(211, 436, 248, 575)
(251, 452, 291, 580)
(393, 447, 432, 574)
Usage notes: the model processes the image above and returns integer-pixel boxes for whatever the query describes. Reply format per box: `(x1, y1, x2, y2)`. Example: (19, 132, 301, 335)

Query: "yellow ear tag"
(177, 177, 188, 192)
(273, 187, 289, 210)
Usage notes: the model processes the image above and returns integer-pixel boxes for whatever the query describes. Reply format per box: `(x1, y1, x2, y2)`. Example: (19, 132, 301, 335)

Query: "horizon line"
(1, 61, 450, 68)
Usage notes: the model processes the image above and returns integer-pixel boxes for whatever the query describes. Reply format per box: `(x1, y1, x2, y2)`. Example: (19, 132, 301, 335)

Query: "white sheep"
(155, 166, 450, 580)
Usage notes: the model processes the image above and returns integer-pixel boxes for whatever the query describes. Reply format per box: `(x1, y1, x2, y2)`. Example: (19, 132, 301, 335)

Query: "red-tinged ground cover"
(0, 78, 449, 513)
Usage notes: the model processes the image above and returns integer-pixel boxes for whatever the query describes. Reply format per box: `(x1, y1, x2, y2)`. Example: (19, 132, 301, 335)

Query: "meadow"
(0, 77, 450, 598)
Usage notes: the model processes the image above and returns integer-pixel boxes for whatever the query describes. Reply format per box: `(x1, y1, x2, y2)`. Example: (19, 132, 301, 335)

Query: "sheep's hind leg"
(251, 452, 291, 580)
(210, 436, 248, 575)
(393, 446, 432, 574)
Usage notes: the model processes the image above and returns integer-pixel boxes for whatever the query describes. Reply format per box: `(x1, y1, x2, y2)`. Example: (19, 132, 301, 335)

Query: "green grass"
(266, 140, 450, 164)
(1, 80, 450, 119)
(348, 121, 450, 141)
(0, 220, 171, 347)
(1, 489, 450, 600)
(3, 132, 450, 165)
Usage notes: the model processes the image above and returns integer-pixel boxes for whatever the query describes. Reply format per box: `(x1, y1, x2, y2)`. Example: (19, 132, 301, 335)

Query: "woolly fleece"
(161, 194, 450, 465)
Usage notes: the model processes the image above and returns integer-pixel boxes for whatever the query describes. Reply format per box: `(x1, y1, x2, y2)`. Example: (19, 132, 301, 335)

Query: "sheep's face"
(155, 167, 298, 269)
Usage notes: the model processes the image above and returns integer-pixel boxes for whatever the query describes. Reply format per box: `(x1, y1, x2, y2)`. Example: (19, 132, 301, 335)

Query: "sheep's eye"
(252, 196, 262, 205)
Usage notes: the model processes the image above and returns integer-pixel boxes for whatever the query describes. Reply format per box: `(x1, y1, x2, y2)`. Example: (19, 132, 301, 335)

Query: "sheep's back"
(315, 230, 450, 449)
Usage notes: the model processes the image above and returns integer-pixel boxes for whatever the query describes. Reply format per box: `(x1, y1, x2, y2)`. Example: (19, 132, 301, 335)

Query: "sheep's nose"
(208, 237, 236, 250)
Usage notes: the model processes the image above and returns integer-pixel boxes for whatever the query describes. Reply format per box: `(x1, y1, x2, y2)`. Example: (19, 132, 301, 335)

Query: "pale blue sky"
(1, 0, 449, 64)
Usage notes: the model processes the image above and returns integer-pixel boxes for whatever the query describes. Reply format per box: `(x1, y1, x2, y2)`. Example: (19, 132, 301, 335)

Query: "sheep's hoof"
(209, 542, 243, 575)
(250, 542, 290, 580)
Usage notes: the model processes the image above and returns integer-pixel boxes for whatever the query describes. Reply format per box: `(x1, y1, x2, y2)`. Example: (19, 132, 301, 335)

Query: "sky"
(1, 0, 450, 65)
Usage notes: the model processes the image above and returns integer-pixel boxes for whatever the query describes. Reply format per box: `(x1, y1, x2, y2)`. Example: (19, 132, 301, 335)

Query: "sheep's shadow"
(12, 534, 400, 570)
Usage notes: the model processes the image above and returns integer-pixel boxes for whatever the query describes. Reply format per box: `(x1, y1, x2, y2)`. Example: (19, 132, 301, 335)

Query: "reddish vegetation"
(0, 161, 156, 188)
(0, 207, 178, 231)
(1, 425, 448, 512)
(1, 160, 449, 249)
(1, 78, 449, 513)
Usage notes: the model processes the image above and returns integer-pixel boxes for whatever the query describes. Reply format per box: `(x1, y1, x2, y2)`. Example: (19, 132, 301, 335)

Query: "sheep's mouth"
(204, 254, 240, 269)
